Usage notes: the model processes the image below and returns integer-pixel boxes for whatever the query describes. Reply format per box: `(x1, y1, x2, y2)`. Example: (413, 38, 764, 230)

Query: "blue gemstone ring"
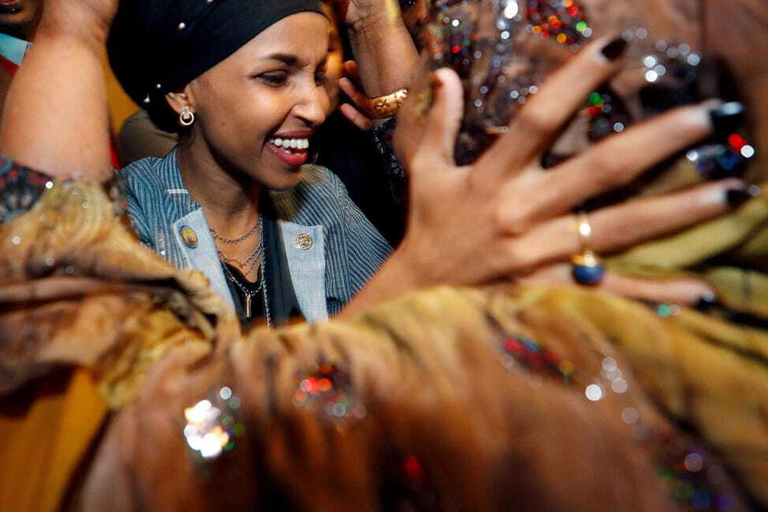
(571, 211, 605, 286)
(571, 251, 606, 286)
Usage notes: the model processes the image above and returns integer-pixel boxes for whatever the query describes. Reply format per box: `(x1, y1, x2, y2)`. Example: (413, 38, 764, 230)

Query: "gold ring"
(570, 210, 605, 286)
(367, 88, 409, 119)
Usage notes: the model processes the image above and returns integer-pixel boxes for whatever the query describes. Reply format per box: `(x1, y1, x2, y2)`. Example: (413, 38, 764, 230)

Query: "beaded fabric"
(421, 0, 756, 180)
(0, 158, 58, 224)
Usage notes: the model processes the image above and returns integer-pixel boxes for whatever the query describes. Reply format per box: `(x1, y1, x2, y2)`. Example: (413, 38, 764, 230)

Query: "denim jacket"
(119, 149, 392, 322)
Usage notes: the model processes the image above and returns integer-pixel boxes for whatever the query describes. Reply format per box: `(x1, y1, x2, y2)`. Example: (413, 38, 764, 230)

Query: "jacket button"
(295, 233, 313, 250)
(180, 226, 198, 248)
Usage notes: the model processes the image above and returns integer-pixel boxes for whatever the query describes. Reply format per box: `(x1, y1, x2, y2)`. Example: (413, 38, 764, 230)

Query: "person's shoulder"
(298, 164, 341, 186)
(269, 165, 349, 224)
(119, 151, 180, 193)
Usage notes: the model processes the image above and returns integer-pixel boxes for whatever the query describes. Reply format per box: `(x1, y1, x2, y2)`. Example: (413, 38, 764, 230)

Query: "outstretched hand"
(340, 36, 743, 317)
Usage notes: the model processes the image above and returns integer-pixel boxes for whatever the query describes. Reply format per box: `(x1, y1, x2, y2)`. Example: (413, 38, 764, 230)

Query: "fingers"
(535, 101, 719, 216)
(343, 60, 361, 84)
(480, 36, 629, 179)
(413, 68, 465, 169)
(598, 274, 714, 305)
(392, 54, 435, 166)
(339, 77, 372, 114)
(522, 264, 714, 305)
(588, 179, 742, 253)
(338, 102, 373, 131)
(515, 179, 744, 265)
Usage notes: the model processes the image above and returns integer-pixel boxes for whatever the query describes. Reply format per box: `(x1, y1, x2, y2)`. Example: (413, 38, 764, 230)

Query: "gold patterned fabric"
(0, 181, 766, 510)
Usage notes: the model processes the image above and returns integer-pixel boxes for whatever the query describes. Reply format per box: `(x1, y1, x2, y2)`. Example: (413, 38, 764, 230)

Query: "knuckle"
(515, 109, 555, 138)
(495, 204, 533, 236)
(589, 154, 627, 189)
(502, 242, 535, 273)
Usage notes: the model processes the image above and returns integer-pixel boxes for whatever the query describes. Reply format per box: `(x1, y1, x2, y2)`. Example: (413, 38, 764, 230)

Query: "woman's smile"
(266, 131, 314, 168)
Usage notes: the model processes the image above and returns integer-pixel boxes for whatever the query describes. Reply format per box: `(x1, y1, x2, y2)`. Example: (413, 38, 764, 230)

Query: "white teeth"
(270, 137, 309, 150)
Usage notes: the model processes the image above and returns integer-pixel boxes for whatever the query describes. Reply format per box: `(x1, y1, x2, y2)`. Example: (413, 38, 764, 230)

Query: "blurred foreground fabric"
(0, 178, 766, 511)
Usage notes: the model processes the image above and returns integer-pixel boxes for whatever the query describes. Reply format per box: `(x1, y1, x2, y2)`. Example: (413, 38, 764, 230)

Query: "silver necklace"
(222, 261, 263, 318)
(217, 216, 263, 278)
(219, 243, 263, 278)
(220, 215, 271, 326)
(210, 217, 260, 245)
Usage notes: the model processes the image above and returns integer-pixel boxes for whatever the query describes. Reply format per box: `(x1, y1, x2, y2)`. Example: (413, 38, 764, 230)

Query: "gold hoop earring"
(180, 106, 195, 127)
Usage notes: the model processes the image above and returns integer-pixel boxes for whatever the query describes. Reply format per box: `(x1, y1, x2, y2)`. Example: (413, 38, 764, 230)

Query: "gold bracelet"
(366, 88, 409, 119)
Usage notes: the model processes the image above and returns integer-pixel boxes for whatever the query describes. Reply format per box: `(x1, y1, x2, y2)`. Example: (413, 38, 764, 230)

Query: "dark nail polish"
(639, 85, 690, 114)
(601, 37, 628, 61)
(726, 185, 761, 208)
(709, 101, 745, 138)
(694, 292, 719, 312)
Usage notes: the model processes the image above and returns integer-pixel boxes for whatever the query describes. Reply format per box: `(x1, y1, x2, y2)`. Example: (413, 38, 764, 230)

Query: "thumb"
(418, 67, 464, 167)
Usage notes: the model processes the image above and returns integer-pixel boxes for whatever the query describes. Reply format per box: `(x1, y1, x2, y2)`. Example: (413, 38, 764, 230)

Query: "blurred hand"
(388, 36, 742, 292)
(520, 264, 715, 306)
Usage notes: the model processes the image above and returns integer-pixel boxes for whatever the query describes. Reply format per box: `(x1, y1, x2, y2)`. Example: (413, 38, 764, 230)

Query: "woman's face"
(182, 12, 331, 190)
(400, 0, 429, 38)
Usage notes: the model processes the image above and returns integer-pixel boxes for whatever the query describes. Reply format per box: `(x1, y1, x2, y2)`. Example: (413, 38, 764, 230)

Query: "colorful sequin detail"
(499, 336, 571, 381)
(496, 330, 742, 511)
(0, 157, 56, 224)
(183, 386, 244, 460)
(293, 364, 366, 420)
(526, 0, 591, 46)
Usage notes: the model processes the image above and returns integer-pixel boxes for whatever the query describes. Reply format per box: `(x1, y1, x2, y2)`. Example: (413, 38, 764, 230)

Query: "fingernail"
(429, 71, 444, 89)
(709, 101, 746, 138)
(725, 184, 761, 208)
(601, 37, 628, 61)
(694, 291, 719, 312)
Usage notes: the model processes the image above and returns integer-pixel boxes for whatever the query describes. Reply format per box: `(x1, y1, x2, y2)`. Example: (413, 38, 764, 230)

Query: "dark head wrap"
(108, 0, 324, 131)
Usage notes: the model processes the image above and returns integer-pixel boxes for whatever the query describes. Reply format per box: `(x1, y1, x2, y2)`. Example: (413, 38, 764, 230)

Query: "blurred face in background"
(400, 0, 429, 43)
(0, 0, 42, 40)
(322, 2, 344, 109)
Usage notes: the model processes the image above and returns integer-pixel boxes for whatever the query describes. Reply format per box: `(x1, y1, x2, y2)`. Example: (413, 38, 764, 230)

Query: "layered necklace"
(211, 215, 271, 325)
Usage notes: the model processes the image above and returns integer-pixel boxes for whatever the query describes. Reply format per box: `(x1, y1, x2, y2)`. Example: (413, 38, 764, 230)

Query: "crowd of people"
(0, 0, 767, 510)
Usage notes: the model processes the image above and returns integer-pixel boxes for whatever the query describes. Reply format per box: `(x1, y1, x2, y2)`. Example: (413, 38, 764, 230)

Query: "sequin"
(584, 383, 604, 401)
(293, 364, 365, 420)
(183, 388, 244, 460)
(526, 0, 591, 47)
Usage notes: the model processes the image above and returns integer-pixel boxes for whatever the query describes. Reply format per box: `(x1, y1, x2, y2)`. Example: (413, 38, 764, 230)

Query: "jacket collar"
(156, 149, 330, 322)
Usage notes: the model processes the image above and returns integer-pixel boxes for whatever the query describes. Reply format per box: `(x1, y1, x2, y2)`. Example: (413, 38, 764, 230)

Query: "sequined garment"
(1, 174, 766, 511)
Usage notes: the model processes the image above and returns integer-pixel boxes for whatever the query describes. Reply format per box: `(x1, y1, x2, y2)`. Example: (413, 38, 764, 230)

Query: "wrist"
(36, 7, 111, 49)
(347, 8, 407, 37)
(383, 242, 438, 292)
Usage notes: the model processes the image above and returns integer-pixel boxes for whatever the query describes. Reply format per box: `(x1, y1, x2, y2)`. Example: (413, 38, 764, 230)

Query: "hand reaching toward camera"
(340, 37, 744, 316)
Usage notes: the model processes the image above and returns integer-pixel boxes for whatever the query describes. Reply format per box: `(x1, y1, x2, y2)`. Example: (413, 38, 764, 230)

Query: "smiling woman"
(108, 0, 392, 326)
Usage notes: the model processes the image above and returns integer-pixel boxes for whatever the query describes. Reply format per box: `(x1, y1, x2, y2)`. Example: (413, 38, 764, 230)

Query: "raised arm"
(333, 0, 418, 97)
(0, 0, 118, 180)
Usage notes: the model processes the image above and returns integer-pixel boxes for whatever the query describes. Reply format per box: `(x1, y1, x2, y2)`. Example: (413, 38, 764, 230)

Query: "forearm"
(338, 245, 430, 319)
(0, 20, 112, 180)
(347, 13, 418, 97)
